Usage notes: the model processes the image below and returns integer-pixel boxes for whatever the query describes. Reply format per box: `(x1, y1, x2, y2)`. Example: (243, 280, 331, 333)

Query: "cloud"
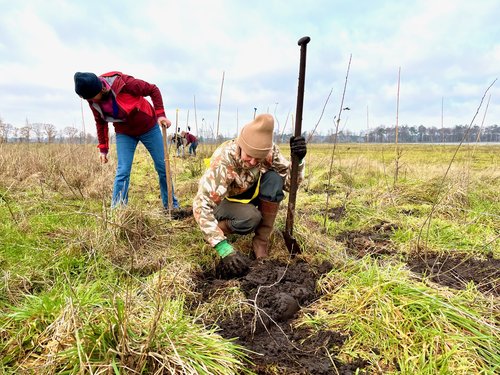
(0, 0, 499, 138)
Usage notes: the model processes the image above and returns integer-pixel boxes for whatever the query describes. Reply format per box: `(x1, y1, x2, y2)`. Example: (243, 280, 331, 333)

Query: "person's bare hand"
(158, 116, 171, 129)
(100, 153, 108, 164)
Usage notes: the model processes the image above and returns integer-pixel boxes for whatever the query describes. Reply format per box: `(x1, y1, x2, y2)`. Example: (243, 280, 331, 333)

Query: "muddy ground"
(335, 220, 499, 297)
(335, 220, 398, 258)
(196, 260, 368, 374)
(192, 220, 498, 374)
(407, 252, 500, 296)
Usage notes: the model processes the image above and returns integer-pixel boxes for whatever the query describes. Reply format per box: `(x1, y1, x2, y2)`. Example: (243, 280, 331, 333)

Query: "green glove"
(215, 240, 234, 258)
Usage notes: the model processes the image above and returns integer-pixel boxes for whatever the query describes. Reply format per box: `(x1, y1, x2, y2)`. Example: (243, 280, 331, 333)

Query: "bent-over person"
(181, 130, 198, 156)
(73, 71, 180, 210)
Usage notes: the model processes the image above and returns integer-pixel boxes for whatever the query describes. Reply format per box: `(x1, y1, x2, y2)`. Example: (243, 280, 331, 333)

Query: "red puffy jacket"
(87, 71, 167, 153)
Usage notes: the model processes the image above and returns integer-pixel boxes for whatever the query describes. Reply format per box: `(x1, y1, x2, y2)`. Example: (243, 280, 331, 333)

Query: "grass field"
(0, 141, 498, 374)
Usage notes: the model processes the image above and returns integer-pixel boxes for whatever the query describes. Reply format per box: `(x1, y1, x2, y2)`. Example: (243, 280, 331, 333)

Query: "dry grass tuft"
(142, 261, 201, 302)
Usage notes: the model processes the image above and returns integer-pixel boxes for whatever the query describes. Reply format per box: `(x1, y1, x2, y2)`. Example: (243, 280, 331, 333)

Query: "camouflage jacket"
(193, 140, 305, 247)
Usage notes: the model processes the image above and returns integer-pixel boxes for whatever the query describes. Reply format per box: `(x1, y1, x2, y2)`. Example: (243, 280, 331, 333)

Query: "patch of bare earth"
(327, 205, 346, 222)
(335, 221, 398, 258)
(196, 259, 369, 374)
(407, 252, 500, 296)
(335, 220, 499, 297)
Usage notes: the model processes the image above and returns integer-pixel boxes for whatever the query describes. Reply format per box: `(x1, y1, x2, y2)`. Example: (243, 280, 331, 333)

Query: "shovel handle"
(294, 37, 310, 137)
(161, 125, 174, 215)
(298, 36, 311, 46)
(285, 36, 310, 241)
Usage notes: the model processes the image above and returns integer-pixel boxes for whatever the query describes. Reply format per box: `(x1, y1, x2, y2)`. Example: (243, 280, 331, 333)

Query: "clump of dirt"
(196, 259, 369, 374)
(169, 206, 193, 220)
(336, 221, 398, 258)
(407, 252, 500, 296)
(327, 205, 346, 221)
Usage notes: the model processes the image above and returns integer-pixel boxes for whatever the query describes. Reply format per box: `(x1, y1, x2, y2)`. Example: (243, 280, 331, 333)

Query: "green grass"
(0, 142, 498, 374)
(302, 258, 499, 374)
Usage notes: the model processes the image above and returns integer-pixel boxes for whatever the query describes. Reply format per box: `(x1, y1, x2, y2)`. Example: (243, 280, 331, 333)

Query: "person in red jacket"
(181, 130, 198, 156)
(74, 71, 179, 210)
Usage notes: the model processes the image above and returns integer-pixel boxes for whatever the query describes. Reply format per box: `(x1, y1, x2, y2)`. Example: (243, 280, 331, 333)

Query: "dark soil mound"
(327, 205, 346, 221)
(336, 221, 398, 258)
(170, 206, 193, 220)
(407, 252, 500, 296)
(196, 259, 368, 374)
(336, 221, 499, 297)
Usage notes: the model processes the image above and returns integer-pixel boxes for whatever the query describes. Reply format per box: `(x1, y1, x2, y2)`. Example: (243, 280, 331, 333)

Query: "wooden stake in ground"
(236, 108, 239, 137)
(173, 109, 178, 173)
(80, 98, 86, 144)
(279, 109, 290, 144)
(306, 87, 333, 143)
(366, 105, 370, 143)
(323, 54, 352, 229)
(394, 67, 401, 185)
(161, 124, 173, 216)
(216, 71, 225, 144)
(193, 95, 199, 136)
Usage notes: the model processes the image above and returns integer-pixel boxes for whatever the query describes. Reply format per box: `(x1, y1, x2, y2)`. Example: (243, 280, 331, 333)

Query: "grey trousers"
(214, 171, 284, 234)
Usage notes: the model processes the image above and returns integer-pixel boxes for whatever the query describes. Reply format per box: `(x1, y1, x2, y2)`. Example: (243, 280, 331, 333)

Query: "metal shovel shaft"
(284, 36, 310, 254)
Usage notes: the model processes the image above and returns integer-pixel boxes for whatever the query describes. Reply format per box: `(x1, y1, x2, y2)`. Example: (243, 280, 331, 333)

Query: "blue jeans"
(189, 141, 198, 156)
(112, 125, 179, 209)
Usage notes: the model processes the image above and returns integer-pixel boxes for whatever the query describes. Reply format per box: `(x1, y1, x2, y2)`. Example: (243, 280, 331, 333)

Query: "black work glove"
(221, 250, 251, 278)
(290, 136, 307, 161)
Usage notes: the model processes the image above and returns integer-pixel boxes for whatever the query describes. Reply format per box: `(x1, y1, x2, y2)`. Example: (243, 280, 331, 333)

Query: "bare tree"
(57, 129, 64, 144)
(0, 117, 3, 143)
(44, 123, 57, 143)
(0, 118, 13, 143)
(64, 126, 79, 143)
(83, 132, 97, 144)
(19, 125, 32, 143)
(78, 131, 85, 144)
(32, 123, 44, 142)
(11, 127, 19, 141)
(18, 118, 32, 143)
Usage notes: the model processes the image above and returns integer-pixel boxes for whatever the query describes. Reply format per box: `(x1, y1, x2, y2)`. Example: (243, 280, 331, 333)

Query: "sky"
(0, 0, 499, 139)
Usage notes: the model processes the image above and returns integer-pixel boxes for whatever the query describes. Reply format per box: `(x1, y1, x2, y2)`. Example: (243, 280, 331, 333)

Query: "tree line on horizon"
(306, 124, 500, 144)
(1, 118, 499, 144)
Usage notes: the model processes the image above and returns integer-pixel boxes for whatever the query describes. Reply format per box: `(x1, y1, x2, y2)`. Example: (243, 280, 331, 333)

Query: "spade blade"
(283, 230, 302, 255)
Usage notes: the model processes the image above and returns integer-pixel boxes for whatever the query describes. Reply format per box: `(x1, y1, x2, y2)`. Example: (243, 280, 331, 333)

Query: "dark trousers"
(214, 171, 284, 234)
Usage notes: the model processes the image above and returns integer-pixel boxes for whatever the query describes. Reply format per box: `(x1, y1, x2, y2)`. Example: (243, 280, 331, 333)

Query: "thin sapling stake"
(323, 54, 352, 229)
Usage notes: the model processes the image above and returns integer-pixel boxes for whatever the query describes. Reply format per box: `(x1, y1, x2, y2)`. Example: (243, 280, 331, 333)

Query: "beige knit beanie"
(237, 114, 274, 159)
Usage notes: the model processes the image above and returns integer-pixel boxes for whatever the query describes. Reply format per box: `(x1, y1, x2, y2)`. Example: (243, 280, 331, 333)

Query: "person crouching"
(192, 114, 307, 277)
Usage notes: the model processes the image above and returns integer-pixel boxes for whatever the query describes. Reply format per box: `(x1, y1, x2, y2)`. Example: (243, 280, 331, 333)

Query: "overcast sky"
(0, 0, 499, 138)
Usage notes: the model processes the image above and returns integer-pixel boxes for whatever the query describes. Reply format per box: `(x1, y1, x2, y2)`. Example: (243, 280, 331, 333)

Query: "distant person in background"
(181, 129, 198, 156)
(74, 71, 180, 210)
(172, 127, 185, 158)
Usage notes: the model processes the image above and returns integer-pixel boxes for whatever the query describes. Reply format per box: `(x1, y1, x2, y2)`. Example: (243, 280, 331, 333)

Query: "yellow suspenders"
(226, 174, 261, 204)
(204, 140, 261, 204)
